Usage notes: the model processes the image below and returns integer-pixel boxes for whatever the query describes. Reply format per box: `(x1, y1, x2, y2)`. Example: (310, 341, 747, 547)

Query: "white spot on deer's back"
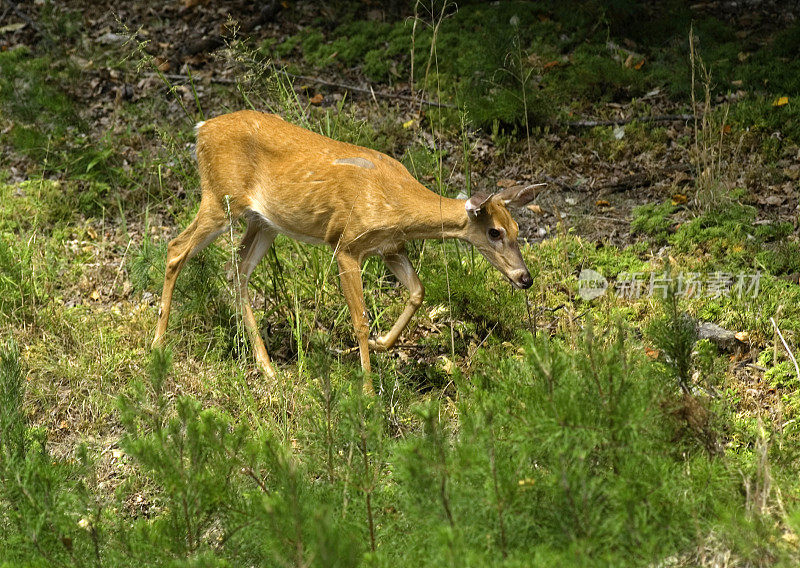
(333, 157, 375, 169)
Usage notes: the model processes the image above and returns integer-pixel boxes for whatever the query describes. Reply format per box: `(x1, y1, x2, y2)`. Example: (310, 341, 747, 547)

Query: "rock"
(697, 321, 740, 352)
(97, 32, 127, 45)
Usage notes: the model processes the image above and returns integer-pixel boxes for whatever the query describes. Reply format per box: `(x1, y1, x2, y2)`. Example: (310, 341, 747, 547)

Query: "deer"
(152, 110, 541, 394)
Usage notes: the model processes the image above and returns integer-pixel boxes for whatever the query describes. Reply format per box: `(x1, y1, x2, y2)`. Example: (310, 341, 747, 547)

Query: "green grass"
(5, 178, 800, 564)
(3, 2, 800, 565)
(3, 325, 794, 566)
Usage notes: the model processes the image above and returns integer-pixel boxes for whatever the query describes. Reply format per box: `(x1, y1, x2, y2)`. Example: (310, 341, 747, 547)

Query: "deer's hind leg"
(236, 218, 277, 378)
(153, 198, 230, 348)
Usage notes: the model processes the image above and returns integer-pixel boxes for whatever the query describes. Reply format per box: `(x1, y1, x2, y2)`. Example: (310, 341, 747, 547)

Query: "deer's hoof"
(368, 338, 389, 352)
(256, 359, 277, 379)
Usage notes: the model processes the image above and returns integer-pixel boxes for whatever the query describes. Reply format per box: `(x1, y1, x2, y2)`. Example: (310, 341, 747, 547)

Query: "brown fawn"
(153, 111, 541, 393)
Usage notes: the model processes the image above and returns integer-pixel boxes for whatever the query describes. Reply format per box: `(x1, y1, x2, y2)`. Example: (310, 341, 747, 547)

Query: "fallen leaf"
(309, 93, 324, 105)
(735, 331, 750, 342)
(496, 178, 517, 188)
(760, 195, 784, 206)
(402, 119, 415, 129)
(429, 305, 448, 320)
(86, 227, 98, 240)
(645, 348, 659, 359)
(527, 204, 543, 214)
(543, 60, 559, 70)
(0, 22, 26, 34)
(674, 171, 691, 184)
(439, 356, 456, 375)
(624, 53, 635, 68)
(773, 96, 789, 107)
(633, 58, 645, 70)
(154, 57, 170, 72)
(91, 290, 101, 301)
(595, 199, 611, 207)
(671, 193, 688, 205)
(723, 124, 731, 134)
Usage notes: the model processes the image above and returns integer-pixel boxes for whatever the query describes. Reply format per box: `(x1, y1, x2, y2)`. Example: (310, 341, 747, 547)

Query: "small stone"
(698, 322, 740, 352)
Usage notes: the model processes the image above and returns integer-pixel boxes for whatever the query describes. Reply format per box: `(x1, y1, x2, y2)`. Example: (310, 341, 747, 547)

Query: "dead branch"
(567, 114, 694, 127)
(178, 2, 280, 61)
(2, 0, 45, 39)
(540, 174, 579, 193)
(155, 69, 456, 109)
(283, 71, 457, 108)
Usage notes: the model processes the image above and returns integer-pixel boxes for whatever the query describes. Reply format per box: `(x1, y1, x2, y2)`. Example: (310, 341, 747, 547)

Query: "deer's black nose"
(519, 272, 533, 289)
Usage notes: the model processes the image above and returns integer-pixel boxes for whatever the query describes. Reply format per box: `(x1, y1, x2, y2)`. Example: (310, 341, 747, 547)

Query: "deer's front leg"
(371, 250, 424, 352)
(336, 252, 374, 394)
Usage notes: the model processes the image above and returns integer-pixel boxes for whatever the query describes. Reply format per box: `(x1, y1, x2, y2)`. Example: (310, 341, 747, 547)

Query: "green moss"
(264, 3, 800, 134)
(765, 360, 796, 388)
(730, 96, 800, 146)
(631, 202, 677, 242)
(669, 203, 765, 265)
(757, 241, 800, 276)
(584, 241, 649, 277)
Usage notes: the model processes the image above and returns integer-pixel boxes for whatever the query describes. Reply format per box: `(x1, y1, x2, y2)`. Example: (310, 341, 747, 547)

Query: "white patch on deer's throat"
(333, 157, 375, 169)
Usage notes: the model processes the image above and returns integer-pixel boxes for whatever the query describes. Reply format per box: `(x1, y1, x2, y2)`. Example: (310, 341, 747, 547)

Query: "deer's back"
(195, 111, 434, 253)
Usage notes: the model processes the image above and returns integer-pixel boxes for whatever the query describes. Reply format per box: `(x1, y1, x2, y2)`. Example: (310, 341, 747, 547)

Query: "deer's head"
(464, 184, 542, 289)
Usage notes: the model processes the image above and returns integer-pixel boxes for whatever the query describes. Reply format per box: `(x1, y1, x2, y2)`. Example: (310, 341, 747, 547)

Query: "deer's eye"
(488, 228, 502, 240)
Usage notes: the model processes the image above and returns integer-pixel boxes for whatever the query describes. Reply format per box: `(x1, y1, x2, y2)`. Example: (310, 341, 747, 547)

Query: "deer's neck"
(400, 193, 468, 242)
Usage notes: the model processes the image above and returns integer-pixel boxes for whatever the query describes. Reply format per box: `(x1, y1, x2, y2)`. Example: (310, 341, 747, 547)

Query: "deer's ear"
(465, 192, 493, 218)
(496, 183, 546, 208)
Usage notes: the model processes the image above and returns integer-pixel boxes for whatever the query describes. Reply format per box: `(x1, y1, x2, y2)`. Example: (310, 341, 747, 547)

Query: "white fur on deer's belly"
(246, 206, 327, 246)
